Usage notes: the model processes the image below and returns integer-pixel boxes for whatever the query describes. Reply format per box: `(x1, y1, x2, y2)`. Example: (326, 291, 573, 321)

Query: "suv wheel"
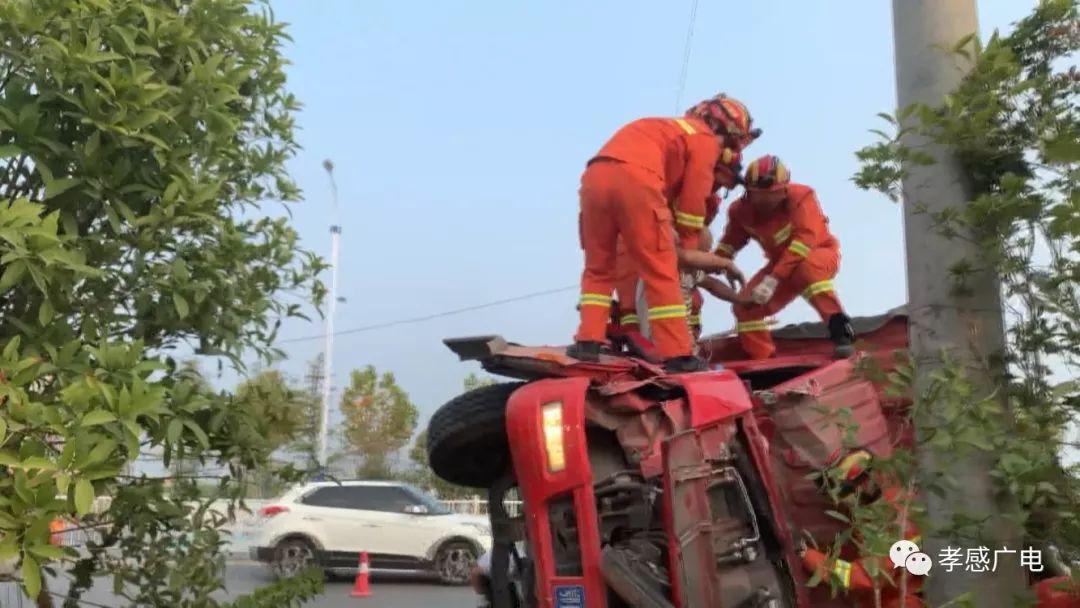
(272, 537, 319, 579)
(434, 540, 477, 585)
(427, 382, 523, 488)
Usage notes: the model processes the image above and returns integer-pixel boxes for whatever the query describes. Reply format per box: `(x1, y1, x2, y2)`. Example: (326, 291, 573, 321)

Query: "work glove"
(751, 275, 779, 304)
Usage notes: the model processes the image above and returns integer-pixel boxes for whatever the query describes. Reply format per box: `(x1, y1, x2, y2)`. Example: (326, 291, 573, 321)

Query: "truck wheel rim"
(439, 547, 474, 583)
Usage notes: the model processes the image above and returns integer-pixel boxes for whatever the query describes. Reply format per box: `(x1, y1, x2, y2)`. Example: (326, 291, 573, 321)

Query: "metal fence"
(0, 580, 25, 608)
(442, 497, 523, 517)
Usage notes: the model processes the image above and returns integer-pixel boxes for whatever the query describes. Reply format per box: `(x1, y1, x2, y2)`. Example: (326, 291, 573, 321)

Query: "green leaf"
(167, 419, 183, 445)
(22, 554, 41, 599)
(20, 457, 56, 471)
(2, 335, 21, 359)
(0, 512, 18, 529)
(0, 536, 17, 561)
(28, 543, 67, 560)
(84, 131, 101, 159)
(184, 420, 210, 449)
(173, 293, 190, 319)
(81, 410, 117, 427)
(84, 439, 116, 468)
(0, 260, 28, 293)
(74, 479, 94, 516)
(55, 472, 70, 495)
(1044, 135, 1080, 164)
(0, 418, 6, 442)
(38, 298, 55, 326)
(44, 177, 83, 200)
(0, 144, 23, 159)
(0, 450, 19, 466)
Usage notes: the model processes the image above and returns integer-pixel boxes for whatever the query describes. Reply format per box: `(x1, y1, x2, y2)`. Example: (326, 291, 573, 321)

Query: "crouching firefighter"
(800, 450, 924, 608)
(714, 155, 855, 359)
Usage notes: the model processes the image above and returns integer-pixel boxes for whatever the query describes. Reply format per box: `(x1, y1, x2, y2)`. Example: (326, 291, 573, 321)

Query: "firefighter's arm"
(713, 205, 750, 259)
(673, 134, 721, 250)
(698, 276, 752, 304)
(677, 249, 732, 272)
(769, 188, 823, 281)
(679, 251, 746, 291)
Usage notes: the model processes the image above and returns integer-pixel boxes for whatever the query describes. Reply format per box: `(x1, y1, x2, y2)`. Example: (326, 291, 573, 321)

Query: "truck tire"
(427, 382, 523, 488)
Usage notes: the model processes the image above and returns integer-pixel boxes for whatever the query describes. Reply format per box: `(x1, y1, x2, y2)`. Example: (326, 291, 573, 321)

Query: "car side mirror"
(404, 504, 429, 515)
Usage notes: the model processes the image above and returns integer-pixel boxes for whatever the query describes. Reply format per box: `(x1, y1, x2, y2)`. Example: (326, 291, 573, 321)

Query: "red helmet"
(744, 154, 790, 190)
(685, 94, 761, 150)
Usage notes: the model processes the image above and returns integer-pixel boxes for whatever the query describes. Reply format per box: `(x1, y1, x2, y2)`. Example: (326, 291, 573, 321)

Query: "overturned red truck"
(427, 309, 1078, 608)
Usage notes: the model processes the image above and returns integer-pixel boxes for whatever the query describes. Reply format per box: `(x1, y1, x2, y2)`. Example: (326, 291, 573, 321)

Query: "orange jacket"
(593, 117, 720, 245)
(714, 184, 839, 280)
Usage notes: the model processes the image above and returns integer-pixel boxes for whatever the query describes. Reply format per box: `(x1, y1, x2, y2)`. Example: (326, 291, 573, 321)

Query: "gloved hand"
(751, 275, 779, 304)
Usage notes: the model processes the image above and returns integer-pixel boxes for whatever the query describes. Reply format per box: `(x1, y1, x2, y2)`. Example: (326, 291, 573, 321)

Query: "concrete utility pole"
(318, 159, 341, 471)
(892, 1, 1026, 605)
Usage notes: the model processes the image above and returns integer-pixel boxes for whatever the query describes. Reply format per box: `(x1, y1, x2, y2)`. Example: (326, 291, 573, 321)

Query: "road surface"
(9, 562, 478, 608)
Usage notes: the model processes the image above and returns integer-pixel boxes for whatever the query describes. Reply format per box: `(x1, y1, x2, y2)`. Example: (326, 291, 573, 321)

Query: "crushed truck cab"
(427, 309, 1073, 608)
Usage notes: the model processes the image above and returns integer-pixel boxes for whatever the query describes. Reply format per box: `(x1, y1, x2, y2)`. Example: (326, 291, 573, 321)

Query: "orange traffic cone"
(350, 551, 371, 598)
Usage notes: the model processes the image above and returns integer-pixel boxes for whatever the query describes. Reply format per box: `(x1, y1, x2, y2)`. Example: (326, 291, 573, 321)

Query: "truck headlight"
(541, 402, 566, 473)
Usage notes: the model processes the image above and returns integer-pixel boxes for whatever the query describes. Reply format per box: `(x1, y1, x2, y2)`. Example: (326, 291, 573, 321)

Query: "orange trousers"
(733, 247, 843, 359)
(613, 238, 641, 329)
(576, 160, 692, 358)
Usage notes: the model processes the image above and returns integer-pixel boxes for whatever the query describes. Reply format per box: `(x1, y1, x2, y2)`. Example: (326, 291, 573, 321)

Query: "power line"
(277, 284, 578, 344)
(674, 0, 700, 113)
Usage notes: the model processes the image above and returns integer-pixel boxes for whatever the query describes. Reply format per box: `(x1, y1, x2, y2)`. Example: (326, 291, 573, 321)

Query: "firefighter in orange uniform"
(612, 149, 745, 351)
(714, 155, 855, 359)
(573, 93, 758, 373)
(799, 450, 924, 608)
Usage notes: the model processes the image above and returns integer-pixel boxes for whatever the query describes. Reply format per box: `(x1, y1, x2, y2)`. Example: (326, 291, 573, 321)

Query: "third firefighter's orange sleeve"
(714, 203, 750, 259)
(771, 189, 826, 280)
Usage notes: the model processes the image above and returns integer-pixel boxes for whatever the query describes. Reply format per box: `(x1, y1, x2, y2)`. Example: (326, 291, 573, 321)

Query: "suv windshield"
(402, 484, 452, 515)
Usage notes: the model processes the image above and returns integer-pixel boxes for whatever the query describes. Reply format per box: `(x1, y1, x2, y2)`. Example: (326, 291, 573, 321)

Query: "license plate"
(554, 585, 584, 607)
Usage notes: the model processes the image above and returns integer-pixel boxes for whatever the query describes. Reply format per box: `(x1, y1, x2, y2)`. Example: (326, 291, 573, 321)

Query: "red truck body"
(432, 309, 1077, 607)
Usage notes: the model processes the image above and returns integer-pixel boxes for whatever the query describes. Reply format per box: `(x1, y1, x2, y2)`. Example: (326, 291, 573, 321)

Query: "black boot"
(663, 355, 709, 373)
(828, 313, 856, 358)
(566, 341, 604, 362)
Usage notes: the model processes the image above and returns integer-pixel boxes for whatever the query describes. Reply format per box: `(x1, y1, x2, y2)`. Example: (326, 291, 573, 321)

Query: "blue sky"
(250, 0, 1038, 446)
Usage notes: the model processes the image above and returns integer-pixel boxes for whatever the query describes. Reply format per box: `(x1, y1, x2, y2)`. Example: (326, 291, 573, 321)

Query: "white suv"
(249, 481, 492, 584)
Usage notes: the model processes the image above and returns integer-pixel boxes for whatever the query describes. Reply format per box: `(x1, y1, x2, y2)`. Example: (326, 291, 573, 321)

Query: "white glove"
(751, 275, 779, 304)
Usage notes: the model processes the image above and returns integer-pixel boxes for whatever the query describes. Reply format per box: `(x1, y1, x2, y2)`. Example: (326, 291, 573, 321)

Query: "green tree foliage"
(234, 369, 311, 455)
(233, 367, 321, 498)
(463, 372, 497, 393)
(340, 366, 418, 480)
(0, 0, 324, 605)
(853, 0, 1080, 567)
(287, 354, 326, 466)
